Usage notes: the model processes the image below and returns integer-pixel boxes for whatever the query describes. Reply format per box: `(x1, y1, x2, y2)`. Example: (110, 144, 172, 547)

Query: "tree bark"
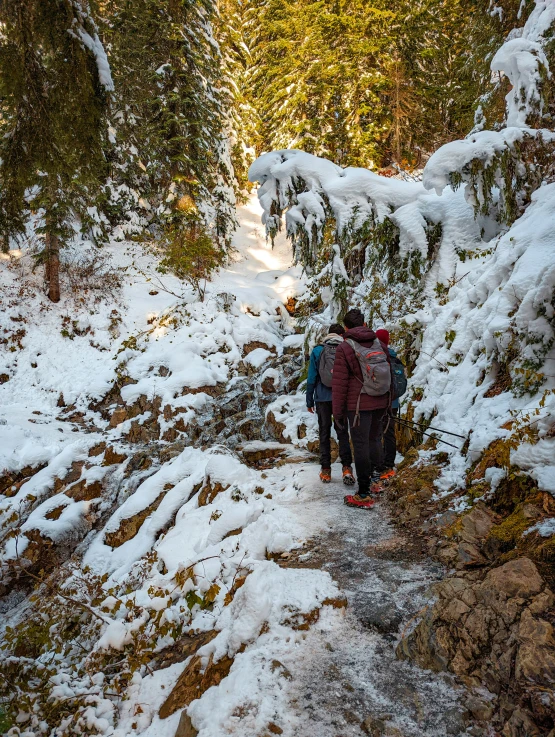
(46, 232, 60, 303)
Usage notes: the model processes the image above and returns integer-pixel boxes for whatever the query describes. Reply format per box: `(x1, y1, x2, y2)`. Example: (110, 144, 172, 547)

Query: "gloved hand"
(307, 406, 315, 414)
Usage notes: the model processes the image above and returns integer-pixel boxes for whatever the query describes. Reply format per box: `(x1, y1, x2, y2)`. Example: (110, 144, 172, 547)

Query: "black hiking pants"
(316, 401, 352, 469)
(347, 408, 387, 496)
(383, 408, 398, 469)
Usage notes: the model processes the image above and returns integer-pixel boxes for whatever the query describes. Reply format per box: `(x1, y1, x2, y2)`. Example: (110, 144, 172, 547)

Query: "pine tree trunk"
(45, 232, 60, 303)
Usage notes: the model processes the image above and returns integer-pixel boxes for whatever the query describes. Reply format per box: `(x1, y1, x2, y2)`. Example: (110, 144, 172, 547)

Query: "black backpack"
(318, 343, 338, 387)
(391, 354, 408, 399)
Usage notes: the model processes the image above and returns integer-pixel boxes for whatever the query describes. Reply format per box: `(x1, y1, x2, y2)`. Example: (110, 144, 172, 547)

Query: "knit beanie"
(375, 329, 390, 345)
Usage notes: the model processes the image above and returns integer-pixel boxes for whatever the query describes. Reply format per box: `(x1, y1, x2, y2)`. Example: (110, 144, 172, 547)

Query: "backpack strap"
(345, 338, 364, 426)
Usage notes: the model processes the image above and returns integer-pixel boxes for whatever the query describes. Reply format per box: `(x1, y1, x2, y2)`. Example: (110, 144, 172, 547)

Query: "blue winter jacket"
(389, 346, 400, 410)
(306, 345, 332, 407)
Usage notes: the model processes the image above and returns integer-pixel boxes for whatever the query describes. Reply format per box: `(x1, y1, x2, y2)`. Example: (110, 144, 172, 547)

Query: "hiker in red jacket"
(332, 308, 392, 509)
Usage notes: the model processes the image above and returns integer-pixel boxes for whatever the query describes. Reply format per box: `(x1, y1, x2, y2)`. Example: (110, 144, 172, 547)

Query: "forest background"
(0, 0, 538, 302)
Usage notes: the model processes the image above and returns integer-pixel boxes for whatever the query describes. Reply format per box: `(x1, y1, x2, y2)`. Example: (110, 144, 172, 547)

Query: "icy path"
(261, 461, 467, 736)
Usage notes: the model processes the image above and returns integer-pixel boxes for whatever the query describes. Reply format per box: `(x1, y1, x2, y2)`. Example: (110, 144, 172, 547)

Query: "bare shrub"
(59, 247, 122, 299)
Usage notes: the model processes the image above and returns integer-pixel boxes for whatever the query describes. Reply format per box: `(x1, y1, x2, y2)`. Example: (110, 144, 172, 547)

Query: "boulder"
(456, 541, 487, 568)
(436, 510, 458, 529)
(460, 504, 496, 544)
(482, 558, 544, 600)
(515, 609, 555, 684)
(265, 411, 287, 443)
(355, 590, 404, 633)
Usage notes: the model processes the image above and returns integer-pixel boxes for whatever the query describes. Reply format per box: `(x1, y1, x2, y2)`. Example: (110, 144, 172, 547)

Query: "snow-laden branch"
(492, 0, 555, 127)
(249, 148, 480, 270)
(69, 1, 114, 92)
(422, 0, 555, 223)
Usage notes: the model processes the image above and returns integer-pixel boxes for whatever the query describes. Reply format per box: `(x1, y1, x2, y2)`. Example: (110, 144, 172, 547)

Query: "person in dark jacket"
(332, 308, 391, 508)
(306, 324, 354, 485)
(376, 329, 398, 478)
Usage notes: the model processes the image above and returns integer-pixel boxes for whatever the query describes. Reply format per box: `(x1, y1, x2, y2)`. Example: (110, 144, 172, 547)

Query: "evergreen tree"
(0, 0, 112, 302)
(228, 0, 513, 169)
(218, 0, 261, 193)
(103, 0, 237, 252)
(245, 0, 395, 168)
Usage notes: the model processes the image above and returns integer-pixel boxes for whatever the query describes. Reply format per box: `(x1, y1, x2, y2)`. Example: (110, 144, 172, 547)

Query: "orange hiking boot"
(342, 466, 355, 486)
(380, 468, 396, 481)
(319, 468, 332, 483)
(344, 494, 375, 509)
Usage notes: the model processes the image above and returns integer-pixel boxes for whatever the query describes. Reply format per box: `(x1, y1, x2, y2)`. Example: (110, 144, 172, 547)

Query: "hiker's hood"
(343, 326, 377, 344)
(323, 333, 344, 344)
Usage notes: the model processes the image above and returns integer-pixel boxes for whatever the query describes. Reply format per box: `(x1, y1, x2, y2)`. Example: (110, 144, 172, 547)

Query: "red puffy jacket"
(331, 326, 391, 418)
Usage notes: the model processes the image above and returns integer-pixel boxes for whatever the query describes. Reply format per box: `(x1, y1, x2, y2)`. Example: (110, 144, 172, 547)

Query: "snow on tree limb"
(69, 1, 114, 92)
(491, 0, 555, 127)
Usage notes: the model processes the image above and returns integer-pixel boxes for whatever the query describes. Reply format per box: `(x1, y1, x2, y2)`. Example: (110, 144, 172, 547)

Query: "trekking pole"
(394, 417, 462, 450)
(395, 417, 461, 450)
(399, 416, 467, 440)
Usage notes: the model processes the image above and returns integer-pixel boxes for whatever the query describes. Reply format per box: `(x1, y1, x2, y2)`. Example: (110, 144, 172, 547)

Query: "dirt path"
(265, 461, 469, 737)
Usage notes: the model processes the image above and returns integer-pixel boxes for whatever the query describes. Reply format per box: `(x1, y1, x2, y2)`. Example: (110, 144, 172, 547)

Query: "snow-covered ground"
(0, 195, 471, 737)
(0, 195, 302, 472)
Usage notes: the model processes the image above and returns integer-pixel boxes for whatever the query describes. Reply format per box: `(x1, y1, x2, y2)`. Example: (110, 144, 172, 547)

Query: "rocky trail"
(265, 466, 469, 737)
(1, 197, 554, 737)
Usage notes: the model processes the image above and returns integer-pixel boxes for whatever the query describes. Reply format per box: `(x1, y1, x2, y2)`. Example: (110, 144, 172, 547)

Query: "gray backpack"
(346, 338, 391, 396)
(318, 342, 338, 387)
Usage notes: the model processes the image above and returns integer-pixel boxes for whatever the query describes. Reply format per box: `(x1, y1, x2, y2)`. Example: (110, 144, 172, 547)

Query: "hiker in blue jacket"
(306, 323, 355, 485)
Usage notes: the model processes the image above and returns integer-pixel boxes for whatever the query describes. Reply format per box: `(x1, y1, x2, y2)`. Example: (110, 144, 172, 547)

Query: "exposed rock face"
(390, 449, 555, 736)
(484, 557, 543, 599)
(154, 630, 218, 671)
(398, 557, 555, 733)
(174, 711, 198, 737)
(109, 407, 128, 428)
(103, 446, 128, 465)
(242, 341, 277, 357)
(265, 411, 287, 443)
(104, 492, 165, 547)
(65, 478, 103, 502)
(197, 477, 229, 507)
(284, 297, 298, 316)
(0, 464, 46, 497)
(159, 652, 235, 719)
(241, 443, 288, 467)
